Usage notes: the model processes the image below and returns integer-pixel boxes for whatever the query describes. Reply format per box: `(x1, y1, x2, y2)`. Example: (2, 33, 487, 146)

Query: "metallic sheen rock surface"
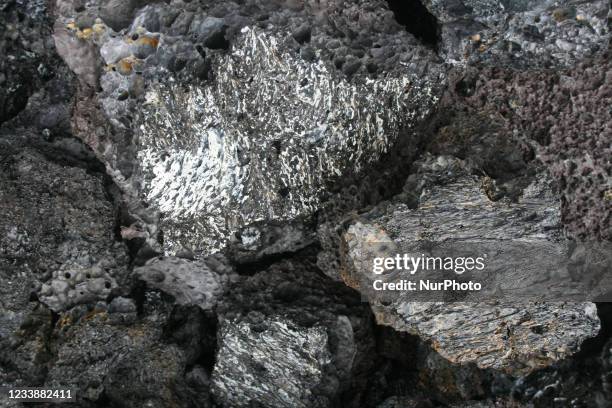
(53, 0, 445, 257)
(133, 27, 441, 254)
(337, 156, 601, 374)
(212, 317, 332, 407)
(1, 0, 610, 406)
(213, 255, 377, 407)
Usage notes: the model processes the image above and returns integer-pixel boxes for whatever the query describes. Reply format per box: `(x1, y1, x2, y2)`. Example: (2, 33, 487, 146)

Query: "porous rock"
(134, 255, 236, 311)
(53, 0, 445, 258)
(0, 0, 610, 405)
(0, 130, 131, 393)
(0, 132, 129, 314)
(213, 256, 377, 407)
(450, 53, 612, 240)
(424, 0, 610, 68)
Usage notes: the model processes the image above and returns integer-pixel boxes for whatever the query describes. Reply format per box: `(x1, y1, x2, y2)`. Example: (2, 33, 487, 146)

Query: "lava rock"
(0, 132, 130, 314)
(53, 0, 444, 259)
(422, 0, 610, 68)
(134, 255, 236, 311)
(0, 0, 58, 124)
(333, 156, 602, 375)
(451, 56, 612, 240)
(190, 16, 228, 49)
(45, 309, 210, 407)
(214, 256, 377, 406)
(211, 317, 332, 407)
(292, 23, 312, 44)
(228, 221, 316, 263)
(100, 37, 131, 64)
(99, 0, 138, 31)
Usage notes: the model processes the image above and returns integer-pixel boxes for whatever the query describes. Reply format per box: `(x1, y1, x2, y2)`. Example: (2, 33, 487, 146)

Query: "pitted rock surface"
(0, 132, 129, 314)
(0, 0, 610, 406)
(134, 255, 237, 311)
(425, 0, 610, 67)
(53, 0, 445, 256)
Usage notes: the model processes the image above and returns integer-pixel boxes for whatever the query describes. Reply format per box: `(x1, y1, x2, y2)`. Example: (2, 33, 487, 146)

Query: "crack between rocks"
(386, 0, 441, 51)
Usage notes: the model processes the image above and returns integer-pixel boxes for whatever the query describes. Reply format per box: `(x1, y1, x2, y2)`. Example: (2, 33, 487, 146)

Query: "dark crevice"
(0, 85, 30, 125)
(233, 243, 321, 276)
(102, 174, 126, 244)
(128, 280, 149, 317)
(387, 0, 440, 50)
(576, 303, 612, 357)
(163, 305, 218, 373)
(20, 135, 106, 174)
(94, 391, 113, 407)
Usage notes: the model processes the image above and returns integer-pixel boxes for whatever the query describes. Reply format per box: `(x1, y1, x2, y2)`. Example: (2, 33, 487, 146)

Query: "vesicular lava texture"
(0, 0, 611, 407)
(54, 0, 445, 256)
(134, 26, 442, 254)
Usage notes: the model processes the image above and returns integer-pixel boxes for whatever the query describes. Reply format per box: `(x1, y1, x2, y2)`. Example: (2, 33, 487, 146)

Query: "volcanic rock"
(53, 0, 445, 258)
(335, 155, 602, 375)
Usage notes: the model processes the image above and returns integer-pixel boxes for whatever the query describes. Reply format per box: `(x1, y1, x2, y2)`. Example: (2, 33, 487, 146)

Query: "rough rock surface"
(0, 0, 610, 407)
(450, 55, 612, 241)
(0, 132, 129, 321)
(135, 255, 237, 310)
(337, 156, 601, 374)
(427, 0, 610, 68)
(0, 0, 58, 124)
(212, 255, 377, 407)
(212, 317, 332, 407)
(52, 0, 445, 257)
(0, 132, 130, 314)
(44, 297, 213, 407)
